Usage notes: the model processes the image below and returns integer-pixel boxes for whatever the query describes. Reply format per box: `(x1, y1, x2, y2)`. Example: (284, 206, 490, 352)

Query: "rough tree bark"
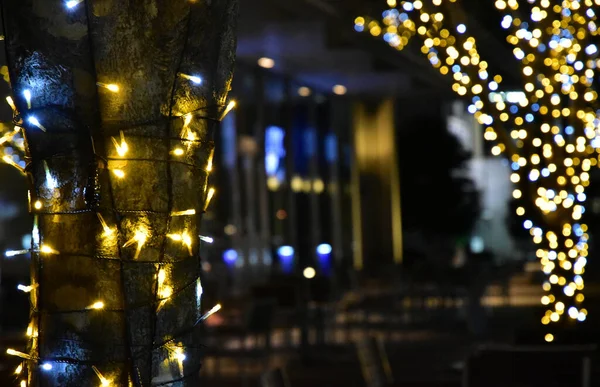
(1, 0, 237, 385)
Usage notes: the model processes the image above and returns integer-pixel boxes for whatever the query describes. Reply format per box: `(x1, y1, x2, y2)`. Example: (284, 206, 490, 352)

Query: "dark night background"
(2, 0, 600, 386)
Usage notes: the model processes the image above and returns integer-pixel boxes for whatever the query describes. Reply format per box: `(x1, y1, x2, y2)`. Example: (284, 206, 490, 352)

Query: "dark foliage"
(397, 116, 481, 240)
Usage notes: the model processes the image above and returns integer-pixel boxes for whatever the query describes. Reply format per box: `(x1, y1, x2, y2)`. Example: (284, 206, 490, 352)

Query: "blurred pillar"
(330, 99, 348, 269)
(254, 70, 272, 279)
(283, 79, 298, 272)
(240, 135, 259, 286)
(307, 101, 321, 269)
(352, 99, 403, 272)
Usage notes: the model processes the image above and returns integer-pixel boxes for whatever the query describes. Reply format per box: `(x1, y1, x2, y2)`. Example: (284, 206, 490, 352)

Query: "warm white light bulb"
(123, 228, 148, 259)
(332, 85, 347, 95)
(6, 349, 32, 360)
(40, 245, 59, 255)
(257, 57, 275, 69)
(204, 187, 215, 211)
(303, 267, 316, 279)
(158, 269, 166, 285)
(112, 169, 125, 178)
(111, 131, 129, 157)
(96, 213, 114, 236)
(5, 96, 16, 112)
(89, 301, 104, 310)
(182, 232, 193, 256)
(220, 100, 236, 121)
(298, 87, 311, 97)
(1, 155, 25, 174)
(173, 148, 184, 156)
(14, 364, 22, 375)
(171, 209, 196, 216)
(97, 82, 119, 93)
(34, 200, 42, 210)
(92, 365, 111, 386)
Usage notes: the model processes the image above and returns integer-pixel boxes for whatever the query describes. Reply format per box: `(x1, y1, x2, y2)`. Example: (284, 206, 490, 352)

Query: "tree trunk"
(1, 0, 237, 385)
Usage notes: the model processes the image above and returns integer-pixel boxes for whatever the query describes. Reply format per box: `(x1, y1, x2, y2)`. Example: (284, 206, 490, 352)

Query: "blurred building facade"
(202, 65, 355, 292)
(202, 63, 519, 294)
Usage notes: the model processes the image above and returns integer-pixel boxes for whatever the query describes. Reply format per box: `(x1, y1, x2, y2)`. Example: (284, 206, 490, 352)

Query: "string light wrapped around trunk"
(356, 0, 600, 340)
(0, 0, 237, 385)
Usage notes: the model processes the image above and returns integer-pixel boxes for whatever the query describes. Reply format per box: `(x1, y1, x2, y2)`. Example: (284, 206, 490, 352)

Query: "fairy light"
(0, 2, 235, 382)
(358, 0, 600, 338)
(112, 169, 125, 178)
(88, 301, 105, 310)
(92, 366, 111, 386)
(332, 85, 347, 95)
(180, 113, 193, 139)
(182, 231, 193, 256)
(174, 347, 186, 362)
(6, 250, 28, 257)
(167, 233, 183, 242)
(206, 149, 214, 172)
(183, 113, 193, 127)
(199, 235, 213, 244)
(97, 82, 119, 93)
(17, 284, 36, 292)
(26, 321, 37, 337)
(43, 161, 58, 190)
(6, 349, 32, 360)
(0, 131, 16, 145)
(168, 232, 193, 255)
(157, 268, 173, 310)
(257, 57, 275, 69)
(123, 228, 148, 259)
(111, 131, 129, 157)
(6, 96, 16, 111)
(27, 116, 46, 132)
(2, 155, 25, 174)
(171, 209, 195, 216)
(178, 73, 203, 85)
(22, 89, 31, 109)
(96, 213, 114, 236)
(219, 100, 236, 121)
(158, 285, 173, 302)
(198, 303, 221, 322)
(66, 0, 83, 9)
(204, 187, 215, 211)
(40, 244, 59, 255)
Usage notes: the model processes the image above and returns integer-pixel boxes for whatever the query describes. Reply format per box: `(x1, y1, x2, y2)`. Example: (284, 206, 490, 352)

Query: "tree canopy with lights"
(356, 0, 600, 341)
